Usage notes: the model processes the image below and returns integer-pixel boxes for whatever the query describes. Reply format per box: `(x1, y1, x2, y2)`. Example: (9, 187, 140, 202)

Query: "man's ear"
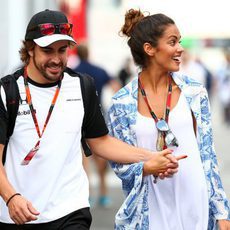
(28, 49, 34, 57)
(143, 42, 155, 56)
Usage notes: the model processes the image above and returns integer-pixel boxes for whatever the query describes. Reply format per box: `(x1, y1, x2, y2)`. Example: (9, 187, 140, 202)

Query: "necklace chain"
(138, 76, 172, 123)
(138, 75, 172, 151)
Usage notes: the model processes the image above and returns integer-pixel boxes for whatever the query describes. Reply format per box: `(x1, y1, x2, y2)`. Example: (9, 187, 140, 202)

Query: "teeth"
(173, 57, 181, 61)
(48, 66, 60, 70)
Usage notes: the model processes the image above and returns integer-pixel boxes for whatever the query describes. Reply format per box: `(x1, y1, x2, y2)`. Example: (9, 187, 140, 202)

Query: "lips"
(47, 65, 62, 74)
(172, 56, 181, 63)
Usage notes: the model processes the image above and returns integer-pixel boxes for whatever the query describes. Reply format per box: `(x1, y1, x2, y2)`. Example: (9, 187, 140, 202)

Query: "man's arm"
(0, 145, 18, 205)
(0, 144, 39, 225)
(87, 135, 152, 163)
(87, 135, 186, 176)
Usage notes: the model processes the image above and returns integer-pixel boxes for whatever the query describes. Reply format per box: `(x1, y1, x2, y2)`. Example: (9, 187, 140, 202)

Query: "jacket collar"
(172, 72, 203, 97)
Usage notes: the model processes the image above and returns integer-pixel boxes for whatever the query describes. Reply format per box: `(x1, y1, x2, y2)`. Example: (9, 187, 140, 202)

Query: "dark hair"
(77, 44, 89, 61)
(120, 9, 175, 69)
(19, 40, 36, 65)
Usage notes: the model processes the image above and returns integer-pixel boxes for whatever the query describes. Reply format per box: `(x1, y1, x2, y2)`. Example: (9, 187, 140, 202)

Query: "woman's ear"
(143, 42, 155, 56)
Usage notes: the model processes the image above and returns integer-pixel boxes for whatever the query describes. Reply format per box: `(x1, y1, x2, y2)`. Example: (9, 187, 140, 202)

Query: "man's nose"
(51, 53, 61, 64)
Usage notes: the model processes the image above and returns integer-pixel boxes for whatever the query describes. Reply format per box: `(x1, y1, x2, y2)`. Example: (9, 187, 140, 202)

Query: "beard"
(33, 55, 66, 82)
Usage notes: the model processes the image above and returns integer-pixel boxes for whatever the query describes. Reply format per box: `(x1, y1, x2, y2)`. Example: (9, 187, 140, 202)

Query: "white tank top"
(136, 93, 209, 230)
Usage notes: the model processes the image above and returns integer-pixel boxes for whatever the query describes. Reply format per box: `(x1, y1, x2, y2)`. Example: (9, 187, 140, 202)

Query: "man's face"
(29, 40, 69, 83)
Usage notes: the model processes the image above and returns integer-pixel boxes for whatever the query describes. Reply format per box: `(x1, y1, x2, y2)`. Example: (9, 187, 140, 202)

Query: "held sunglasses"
(28, 23, 73, 36)
(156, 119, 179, 148)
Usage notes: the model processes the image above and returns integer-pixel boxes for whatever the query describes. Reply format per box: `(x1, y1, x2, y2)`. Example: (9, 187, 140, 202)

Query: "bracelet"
(6, 193, 21, 206)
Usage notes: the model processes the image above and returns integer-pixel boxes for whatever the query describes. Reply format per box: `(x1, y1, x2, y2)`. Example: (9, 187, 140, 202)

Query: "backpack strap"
(1, 75, 20, 137)
(0, 69, 22, 164)
(80, 74, 93, 157)
(65, 68, 92, 157)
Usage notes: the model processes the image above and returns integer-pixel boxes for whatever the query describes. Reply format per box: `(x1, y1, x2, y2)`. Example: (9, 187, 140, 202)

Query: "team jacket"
(107, 72, 230, 230)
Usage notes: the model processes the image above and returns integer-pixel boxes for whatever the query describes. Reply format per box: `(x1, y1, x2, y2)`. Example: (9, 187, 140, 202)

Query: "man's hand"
(8, 195, 40, 225)
(158, 154, 187, 179)
(143, 149, 187, 177)
(218, 219, 230, 230)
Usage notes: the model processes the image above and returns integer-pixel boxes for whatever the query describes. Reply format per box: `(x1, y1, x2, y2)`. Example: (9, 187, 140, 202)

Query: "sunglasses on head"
(28, 23, 73, 36)
(156, 119, 179, 148)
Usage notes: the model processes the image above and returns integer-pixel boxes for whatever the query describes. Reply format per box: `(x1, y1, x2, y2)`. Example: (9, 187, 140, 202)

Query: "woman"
(107, 9, 230, 230)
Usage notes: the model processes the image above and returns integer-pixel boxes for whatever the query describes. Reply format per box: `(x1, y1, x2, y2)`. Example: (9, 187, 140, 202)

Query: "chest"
(138, 86, 181, 119)
(14, 76, 84, 137)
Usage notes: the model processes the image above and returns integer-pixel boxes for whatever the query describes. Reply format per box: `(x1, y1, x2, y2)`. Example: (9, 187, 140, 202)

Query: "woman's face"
(152, 24, 184, 72)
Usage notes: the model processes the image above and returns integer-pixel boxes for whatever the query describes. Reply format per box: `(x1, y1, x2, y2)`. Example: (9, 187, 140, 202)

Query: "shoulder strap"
(65, 68, 92, 157)
(80, 73, 93, 157)
(0, 68, 22, 164)
(1, 75, 20, 137)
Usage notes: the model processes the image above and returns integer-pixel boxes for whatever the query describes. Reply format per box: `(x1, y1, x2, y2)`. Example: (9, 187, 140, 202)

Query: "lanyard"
(138, 76, 172, 123)
(21, 67, 62, 165)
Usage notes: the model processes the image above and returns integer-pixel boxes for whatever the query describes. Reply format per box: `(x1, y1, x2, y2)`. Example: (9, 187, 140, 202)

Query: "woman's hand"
(143, 149, 187, 177)
(218, 219, 230, 230)
(158, 154, 187, 179)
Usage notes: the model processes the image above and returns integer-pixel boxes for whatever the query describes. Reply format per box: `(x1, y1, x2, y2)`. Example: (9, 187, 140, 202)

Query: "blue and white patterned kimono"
(107, 72, 230, 230)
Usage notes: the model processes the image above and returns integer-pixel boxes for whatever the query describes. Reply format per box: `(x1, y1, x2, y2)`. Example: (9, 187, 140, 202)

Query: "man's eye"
(59, 48, 67, 53)
(42, 49, 51, 53)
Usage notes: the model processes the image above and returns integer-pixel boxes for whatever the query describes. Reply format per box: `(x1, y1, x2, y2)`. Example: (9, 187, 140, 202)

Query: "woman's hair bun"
(120, 9, 144, 37)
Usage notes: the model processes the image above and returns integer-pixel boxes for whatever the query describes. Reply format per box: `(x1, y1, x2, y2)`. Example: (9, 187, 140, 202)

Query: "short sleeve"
(81, 75, 108, 138)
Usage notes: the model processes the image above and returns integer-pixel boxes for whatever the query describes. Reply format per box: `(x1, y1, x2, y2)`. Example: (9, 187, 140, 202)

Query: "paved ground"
(90, 97, 230, 230)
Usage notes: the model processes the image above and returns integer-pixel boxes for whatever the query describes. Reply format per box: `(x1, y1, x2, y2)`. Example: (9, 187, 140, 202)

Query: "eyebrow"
(169, 35, 181, 39)
(59, 45, 68, 50)
(42, 45, 68, 51)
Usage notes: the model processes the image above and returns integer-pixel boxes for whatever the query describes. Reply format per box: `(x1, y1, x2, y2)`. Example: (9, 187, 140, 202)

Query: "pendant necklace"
(138, 74, 172, 151)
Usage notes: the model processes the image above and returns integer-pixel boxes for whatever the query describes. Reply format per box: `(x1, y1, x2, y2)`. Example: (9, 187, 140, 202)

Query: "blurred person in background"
(118, 57, 133, 87)
(73, 43, 120, 207)
(107, 9, 230, 230)
(0, 9, 184, 230)
(216, 49, 230, 126)
(196, 57, 214, 99)
(179, 48, 214, 97)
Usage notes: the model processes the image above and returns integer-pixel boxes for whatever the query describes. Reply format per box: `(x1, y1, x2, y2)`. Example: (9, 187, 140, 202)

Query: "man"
(0, 9, 184, 229)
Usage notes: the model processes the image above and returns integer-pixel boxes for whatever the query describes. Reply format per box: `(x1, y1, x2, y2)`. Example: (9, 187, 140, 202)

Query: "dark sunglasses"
(156, 119, 179, 148)
(28, 23, 73, 36)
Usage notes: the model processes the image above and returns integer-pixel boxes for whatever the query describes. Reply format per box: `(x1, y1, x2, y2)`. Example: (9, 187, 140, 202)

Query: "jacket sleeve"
(107, 102, 144, 197)
(199, 87, 230, 221)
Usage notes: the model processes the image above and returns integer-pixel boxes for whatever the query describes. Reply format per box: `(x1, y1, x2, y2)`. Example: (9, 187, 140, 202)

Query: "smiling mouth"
(47, 65, 62, 73)
(172, 57, 181, 63)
